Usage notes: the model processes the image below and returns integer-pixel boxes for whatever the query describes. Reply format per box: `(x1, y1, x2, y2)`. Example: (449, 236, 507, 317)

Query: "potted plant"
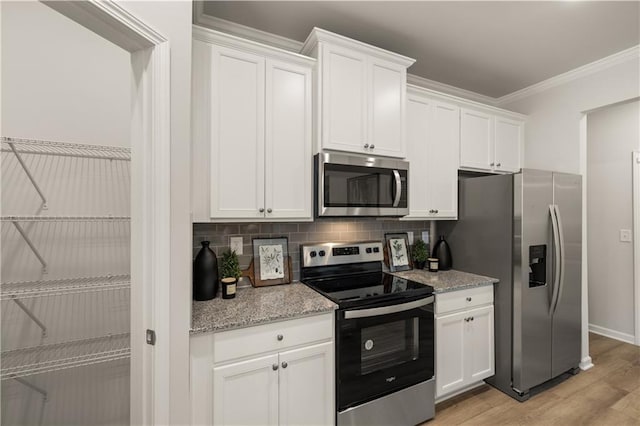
(220, 249, 242, 299)
(412, 239, 429, 270)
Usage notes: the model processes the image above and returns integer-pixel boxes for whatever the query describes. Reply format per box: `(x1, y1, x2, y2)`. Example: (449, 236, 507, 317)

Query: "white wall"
(501, 56, 639, 174)
(587, 100, 639, 341)
(1, 1, 131, 147)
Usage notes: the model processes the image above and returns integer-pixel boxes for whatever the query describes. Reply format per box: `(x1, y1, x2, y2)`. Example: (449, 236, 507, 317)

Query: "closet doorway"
(1, 1, 171, 424)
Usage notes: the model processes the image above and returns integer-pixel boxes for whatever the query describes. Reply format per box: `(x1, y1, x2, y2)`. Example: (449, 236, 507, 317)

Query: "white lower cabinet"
(191, 313, 335, 425)
(435, 286, 494, 399)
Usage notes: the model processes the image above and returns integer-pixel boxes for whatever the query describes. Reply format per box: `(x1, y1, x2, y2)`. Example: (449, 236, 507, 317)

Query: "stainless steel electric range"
(300, 241, 435, 426)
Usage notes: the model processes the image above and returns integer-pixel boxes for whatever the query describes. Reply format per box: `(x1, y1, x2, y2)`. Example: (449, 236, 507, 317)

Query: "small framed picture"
(252, 237, 291, 286)
(385, 233, 412, 272)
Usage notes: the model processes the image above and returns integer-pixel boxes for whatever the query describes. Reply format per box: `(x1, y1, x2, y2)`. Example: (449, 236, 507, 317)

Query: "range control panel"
(301, 241, 384, 268)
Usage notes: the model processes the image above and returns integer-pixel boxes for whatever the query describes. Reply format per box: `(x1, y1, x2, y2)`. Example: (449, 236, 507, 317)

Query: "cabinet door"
(265, 59, 313, 220)
(427, 101, 460, 219)
(368, 57, 406, 158)
(213, 354, 279, 426)
(494, 117, 523, 173)
(405, 94, 431, 218)
(435, 310, 467, 398)
(466, 305, 495, 382)
(278, 342, 334, 426)
(210, 46, 265, 219)
(321, 44, 368, 153)
(460, 108, 493, 171)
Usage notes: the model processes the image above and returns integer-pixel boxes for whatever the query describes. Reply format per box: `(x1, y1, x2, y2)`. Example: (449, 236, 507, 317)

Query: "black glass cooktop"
(303, 272, 434, 308)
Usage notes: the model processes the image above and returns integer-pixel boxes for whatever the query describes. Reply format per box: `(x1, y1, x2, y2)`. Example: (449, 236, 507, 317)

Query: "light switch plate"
(620, 229, 632, 242)
(230, 236, 243, 254)
(407, 231, 414, 245)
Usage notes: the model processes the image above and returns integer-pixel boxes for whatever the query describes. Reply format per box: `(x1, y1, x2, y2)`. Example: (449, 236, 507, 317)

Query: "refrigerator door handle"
(549, 204, 562, 315)
(552, 204, 566, 315)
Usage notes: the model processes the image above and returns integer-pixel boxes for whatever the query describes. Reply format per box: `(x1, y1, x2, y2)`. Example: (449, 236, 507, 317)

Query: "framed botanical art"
(252, 237, 291, 286)
(385, 232, 412, 272)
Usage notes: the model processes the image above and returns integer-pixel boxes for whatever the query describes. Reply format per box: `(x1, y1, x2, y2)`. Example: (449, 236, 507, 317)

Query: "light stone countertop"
(391, 269, 498, 293)
(191, 282, 337, 334)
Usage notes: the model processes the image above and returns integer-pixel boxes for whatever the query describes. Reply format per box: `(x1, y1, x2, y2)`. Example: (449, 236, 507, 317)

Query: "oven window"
(360, 318, 419, 375)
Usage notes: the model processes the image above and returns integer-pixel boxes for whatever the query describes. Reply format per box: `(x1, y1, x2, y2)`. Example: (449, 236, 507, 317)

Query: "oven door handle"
(344, 296, 434, 319)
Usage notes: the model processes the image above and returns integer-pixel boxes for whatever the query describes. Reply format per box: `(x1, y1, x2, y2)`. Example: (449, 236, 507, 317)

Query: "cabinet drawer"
(214, 313, 333, 363)
(435, 285, 493, 315)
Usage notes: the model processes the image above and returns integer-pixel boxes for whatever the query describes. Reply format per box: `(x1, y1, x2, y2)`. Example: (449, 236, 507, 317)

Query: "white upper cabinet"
(302, 28, 415, 158)
(460, 107, 524, 174)
(494, 116, 523, 173)
(405, 88, 459, 220)
(192, 27, 314, 222)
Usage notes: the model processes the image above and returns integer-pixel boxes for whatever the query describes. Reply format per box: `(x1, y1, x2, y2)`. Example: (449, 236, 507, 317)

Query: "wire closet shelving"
(1, 136, 132, 421)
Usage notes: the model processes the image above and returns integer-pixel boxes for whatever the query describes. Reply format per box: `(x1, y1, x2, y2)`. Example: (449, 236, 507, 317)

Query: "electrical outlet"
(620, 229, 632, 242)
(230, 236, 243, 254)
(422, 231, 430, 244)
(407, 231, 414, 245)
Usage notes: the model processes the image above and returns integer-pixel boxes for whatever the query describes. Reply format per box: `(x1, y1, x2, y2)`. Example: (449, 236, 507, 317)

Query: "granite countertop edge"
(391, 269, 499, 294)
(190, 282, 337, 335)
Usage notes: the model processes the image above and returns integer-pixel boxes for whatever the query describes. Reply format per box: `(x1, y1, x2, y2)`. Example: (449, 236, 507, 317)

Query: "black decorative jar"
(193, 241, 219, 300)
(432, 235, 452, 271)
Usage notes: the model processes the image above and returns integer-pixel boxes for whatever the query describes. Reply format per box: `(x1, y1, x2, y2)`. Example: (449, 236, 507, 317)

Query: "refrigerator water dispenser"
(529, 245, 547, 287)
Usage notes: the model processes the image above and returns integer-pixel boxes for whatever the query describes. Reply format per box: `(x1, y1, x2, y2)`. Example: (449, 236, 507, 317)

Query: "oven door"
(336, 295, 434, 411)
(316, 152, 409, 217)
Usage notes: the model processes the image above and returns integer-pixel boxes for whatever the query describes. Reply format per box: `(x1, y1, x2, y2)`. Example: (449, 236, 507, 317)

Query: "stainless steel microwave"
(315, 152, 409, 217)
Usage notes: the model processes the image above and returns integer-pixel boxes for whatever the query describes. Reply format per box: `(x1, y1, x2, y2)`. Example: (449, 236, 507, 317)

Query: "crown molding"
(496, 45, 640, 106)
(193, 2, 303, 53)
(193, 25, 315, 66)
(406, 74, 497, 106)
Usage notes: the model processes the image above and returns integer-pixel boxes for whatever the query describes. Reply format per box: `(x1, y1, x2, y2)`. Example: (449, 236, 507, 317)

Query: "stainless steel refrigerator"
(444, 169, 581, 401)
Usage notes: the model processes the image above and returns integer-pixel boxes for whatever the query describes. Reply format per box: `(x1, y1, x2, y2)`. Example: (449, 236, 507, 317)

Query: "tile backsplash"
(193, 218, 432, 282)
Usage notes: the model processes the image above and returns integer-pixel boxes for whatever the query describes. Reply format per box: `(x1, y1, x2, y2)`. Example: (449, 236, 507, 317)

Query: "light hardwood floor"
(425, 333, 640, 425)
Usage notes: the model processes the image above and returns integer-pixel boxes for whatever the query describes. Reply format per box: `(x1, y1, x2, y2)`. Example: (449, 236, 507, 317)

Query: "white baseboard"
(579, 356, 594, 371)
(589, 323, 636, 344)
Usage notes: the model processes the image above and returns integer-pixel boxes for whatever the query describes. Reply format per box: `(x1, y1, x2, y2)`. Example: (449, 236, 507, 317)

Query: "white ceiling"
(200, 1, 640, 98)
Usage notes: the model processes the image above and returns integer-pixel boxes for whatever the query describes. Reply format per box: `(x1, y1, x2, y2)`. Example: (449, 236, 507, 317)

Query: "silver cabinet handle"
(272, 364, 279, 371)
(466, 297, 472, 302)
(471, 317, 474, 321)
(496, 163, 501, 167)
(490, 162, 495, 167)
(281, 362, 288, 369)
(259, 208, 265, 213)
(345, 296, 434, 319)
(370, 144, 375, 149)
(364, 144, 369, 149)
(464, 317, 470, 322)
(267, 208, 272, 213)
(435, 209, 439, 213)
(277, 334, 283, 341)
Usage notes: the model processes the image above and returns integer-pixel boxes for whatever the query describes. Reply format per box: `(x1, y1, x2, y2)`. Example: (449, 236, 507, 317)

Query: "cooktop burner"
(300, 241, 434, 309)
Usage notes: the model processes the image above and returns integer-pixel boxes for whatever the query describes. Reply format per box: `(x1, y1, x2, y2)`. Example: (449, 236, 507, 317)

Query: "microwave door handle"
(344, 296, 434, 319)
(392, 170, 402, 207)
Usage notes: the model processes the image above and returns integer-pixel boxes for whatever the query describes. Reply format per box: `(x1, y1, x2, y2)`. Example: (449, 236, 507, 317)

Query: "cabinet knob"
(470, 316, 475, 321)
(277, 334, 283, 341)
(259, 208, 265, 213)
(281, 361, 288, 369)
(490, 162, 495, 167)
(466, 297, 472, 302)
(272, 364, 279, 371)
(370, 144, 375, 149)
(496, 163, 501, 167)
(435, 209, 439, 213)
(464, 317, 470, 322)
(267, 208, 272, 213)
(364, 144, 369, 149)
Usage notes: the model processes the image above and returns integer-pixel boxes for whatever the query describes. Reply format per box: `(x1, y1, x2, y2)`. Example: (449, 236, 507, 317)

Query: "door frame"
(633, 151, 640, 345)
(42, 1, 171, 423)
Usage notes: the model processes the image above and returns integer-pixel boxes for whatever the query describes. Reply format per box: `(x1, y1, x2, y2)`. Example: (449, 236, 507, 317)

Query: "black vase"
(432, 235, 452, 270)
(193, 241, 219, 301)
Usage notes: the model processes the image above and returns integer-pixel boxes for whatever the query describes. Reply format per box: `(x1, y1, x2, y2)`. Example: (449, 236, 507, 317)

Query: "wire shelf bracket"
(11, 296, 47, 338)
(11, 221, 48, 273)
(6, 141, 48, 210)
